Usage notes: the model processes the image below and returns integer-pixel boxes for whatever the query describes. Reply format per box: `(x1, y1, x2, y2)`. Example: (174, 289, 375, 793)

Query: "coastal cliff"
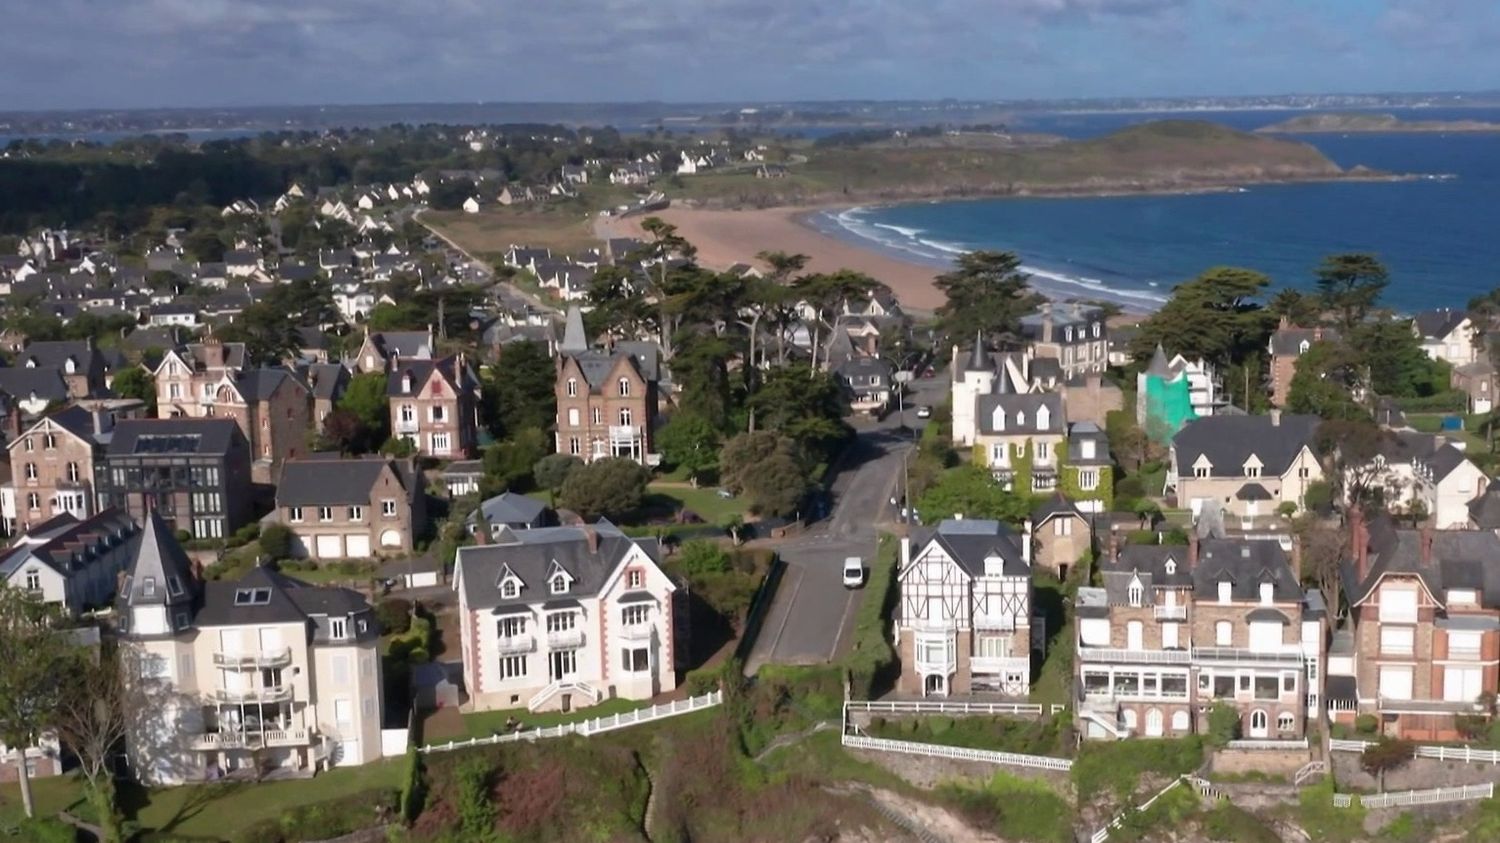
(678, 120, 1384, 209)
(1257, 112, 1500, 133)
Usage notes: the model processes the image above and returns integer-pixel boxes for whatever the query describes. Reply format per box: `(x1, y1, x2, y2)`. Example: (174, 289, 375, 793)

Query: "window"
(289, 506, 304, 522)
(1218, 581, 1232, 604)
(1379, 665, 1414, 700)
(618, 377, 631, 397)
(549, 574, 569, 595)
(399, 404, 415, 423)
(42, 433, 55, 450)
(22, 437, 32, 452)
(618, 407, 633, 427)
(142, 576, 158, 597)
(1282, 673, 1297, 693)
(622, 647, 650, 672)
(591, 407, 602, 425)
(318, 506, 333, 522)
(1077, 469, 1099, 491)
(348, 506, 363, 521)
(329, 618, 349, 639)
(1298, 467, 1310, 479)
(1276, 712, 1296, 732)
(382, 499, 398, 517)
(1162, 622, 1180, 649)
(628, 569, 643, 588)
(546, 612, 577, 633)
(567, 407, 581, 426)
(1215, 620, 1232, 646)
(1380, 626, 1415, 656)
(167, 576, 184, 596)
(1245, 464, 1261, 478)
(1054, 518, 1072, 536)
(169, 383, 181, 399)
(1449, 589, 1479, 605)
(1449, 630, 1482, 658)
(431, 432, 451, 453)
(1079, 618, 1110, 647)
(1194, 466, 1210, 479)
(66, 462, 79, 483)
(568, 437, 581, 456)
(23, 569, 40, 591)
(1444, 666, 1484, 702)
(498, 617, 526, 638)
(26, 493, 38, 511)
(1379, 588, 1419, 623)
(622, 604, 649, 626)
(1128, 580, 1143, 607)
(429, 405, 447, 423)
(501, 580, 519, 599)
(24, 463, 36, 480)
(500, 655, 528, 679)
(1035, 441, 1050, 462)
(1254, 676, 1279, 700)
(1259, 582, 1274, 604)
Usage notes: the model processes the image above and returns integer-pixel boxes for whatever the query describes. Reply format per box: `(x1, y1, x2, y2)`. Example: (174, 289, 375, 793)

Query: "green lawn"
(446, 696, 651, 742)
(644, 482, 750, 525)
(0, 760, 402, 839)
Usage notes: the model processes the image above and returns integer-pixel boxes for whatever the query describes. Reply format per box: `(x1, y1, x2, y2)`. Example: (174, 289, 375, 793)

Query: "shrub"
(15, 818, 77, 843)
(400, 743, 427, 825)
(455, 757, 497, 840)
(841, 534, 899, 698)
(377, 598, 414, 635)
(1206, 702, 1240, 747)
(938, 772, 1073, 843)
(229, 789, 398, 843)
(677, 540, 732, 577)
(259, 523, 295, 560)
(1354, 714, 1379, 735)
(228, 523, 261, 548)
(1073, 737, 1204, 801)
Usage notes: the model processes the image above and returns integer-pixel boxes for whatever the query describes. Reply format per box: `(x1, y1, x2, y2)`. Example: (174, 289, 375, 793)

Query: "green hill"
(1258, 112, 1500, 133)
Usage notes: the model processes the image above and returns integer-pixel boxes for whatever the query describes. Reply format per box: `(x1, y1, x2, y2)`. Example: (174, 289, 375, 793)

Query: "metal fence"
(844, 699, 1045, 717)
(1335, 781, 1494, 809)
(1329, 738, 1500, 765)
(841, 733, 1073, 771)
(1090, 775, 1191, 843)
(419, 690, 723, 755)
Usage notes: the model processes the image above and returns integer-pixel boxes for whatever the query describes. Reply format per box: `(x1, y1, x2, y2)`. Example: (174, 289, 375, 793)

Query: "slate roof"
(303, 363, 350, 400)
(1269, 325, 1339, 356)
(17, 340, 100, 372)
(1172, 413, 1320, 478)
(453, 520, 660, 610)
(388, 356, 472, 397)
(0, 509, 138, 580)
(107, 418, 243, 457)
(1414, 308, 1468, 340)
(976, 392, 1065, 436)
(560, 306, 588, 354)
(911, 518, 1029, 578)
(276, 457, 403, 507)
(469, 492, 549, 528)
(0, 367, 70, 402)
(1469, 487, 1500, 529)
(195, 565, 378, 643)
(1344, 519, 1500, 609)
(1192, 538, 1302, 602)
(1067, 421, 1112, 466)
(1100, 544, 1196, 605)
(234, 368, 303, 402)
(118, 510, 199, 610)
(372, 331, 434, 359)
(1030, 493, 1084, 526)
(1235, 483, 1273, 501)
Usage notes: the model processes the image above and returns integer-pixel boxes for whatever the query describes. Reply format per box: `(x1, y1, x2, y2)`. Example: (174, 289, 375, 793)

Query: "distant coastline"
(1258, 112, 1500, 134)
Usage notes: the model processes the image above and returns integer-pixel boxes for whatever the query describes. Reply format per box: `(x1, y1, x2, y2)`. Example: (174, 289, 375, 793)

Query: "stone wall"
(1209, 747, 1312, 777)
(1332, 752, 1500, 792)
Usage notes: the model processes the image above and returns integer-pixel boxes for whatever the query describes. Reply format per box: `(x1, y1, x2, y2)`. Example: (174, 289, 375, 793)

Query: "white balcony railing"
(1153, 605, 1187, 621)
(496, 635, 535, 655)
(618, 623, 653, 642)
(974, 615, 1017, 631)
(1194, 646, 1304, 665)
(1449, 647, 1483, 661)
(214, 685, 292, 704)
(546, 628, 585, 649)
(394, 418, 420, 434)
(970, 656, 1030, 676)
(608, 425, 640, 442)
(1078, 647, 1192, 665)
(213, 647, 293, 670)
(189, 727, 311, 751)
(915, 652, 957, 675)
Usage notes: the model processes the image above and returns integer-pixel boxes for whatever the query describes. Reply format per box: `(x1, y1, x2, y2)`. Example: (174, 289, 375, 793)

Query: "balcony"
(1449, 647, 1483, 661)
(496, 635, 535, 655)
(1153, 605, 1187, 621)
(394, 418, 420, 434)
(970, 656, 1029, 676)
(1193, 647, 1304, 665)
(973, 614, 1017, 631)
(189, 727, 312, 751)
(619, 623, 653, 642)
(214, 685, 293, 704)
(213, 648, 293, 670)
(546, 628, 585, 649)
(1078, 647, 1192, 665)
(608, 425, 640, 443)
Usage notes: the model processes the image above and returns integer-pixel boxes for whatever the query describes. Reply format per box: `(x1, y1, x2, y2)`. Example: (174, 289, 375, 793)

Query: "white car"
(842, 557, 865, 588)
(915, 405, 933, 419)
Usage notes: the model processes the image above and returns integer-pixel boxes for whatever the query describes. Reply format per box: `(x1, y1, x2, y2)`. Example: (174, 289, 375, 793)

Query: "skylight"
(233, 588, 272, 606)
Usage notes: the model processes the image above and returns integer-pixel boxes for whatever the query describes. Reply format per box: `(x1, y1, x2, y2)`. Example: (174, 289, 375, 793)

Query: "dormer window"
(168, 576, 184, 597)
(1195, 466, 1210, 479)
(401, 373, 413, 393)
(501, 580, 519, 599)
(1260, 582, 1274, 604)
(1128, 578, 1143, 607)
(1016, 411, 1026, 427)
(142, 577, 157, 597)
(550, 574, 570, 595)
(64, 358, 76, 374)
(1299, 340, 1310, 354)
(1165, 557, 1177, 575)
(1218, 580, 1232, 604)
(329, 617, 348, 639)
(1036, 405, 1051, 430)
(1245, 465, 1260, 478)
(233, 588, 272, 605)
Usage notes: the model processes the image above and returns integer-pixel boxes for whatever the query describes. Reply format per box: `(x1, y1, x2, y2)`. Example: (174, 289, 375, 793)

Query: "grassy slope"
(423, 204, 603, 260)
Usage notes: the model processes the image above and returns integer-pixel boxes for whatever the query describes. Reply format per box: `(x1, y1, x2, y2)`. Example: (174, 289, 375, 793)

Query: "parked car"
(842, 557, 865, 588)
(915, 405, 933, 419)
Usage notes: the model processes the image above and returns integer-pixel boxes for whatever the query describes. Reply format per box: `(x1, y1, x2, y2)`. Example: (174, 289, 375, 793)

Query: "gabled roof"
(1344, 518, 1500, 609)
(1469, 487, 1500, 529)
(0, 509, 138, 580)
(0, 367, 70, 403)
(107, 418, 244, 457)
(1269, 324, 1339, 355)
(470, 492, 549, 527)
(910, 518, 1029, 578)
(1192, 538, 1301, 602)
(276, 456, 407, 507)
(303, 362, 350, 400)
(388, 355, 474, 397)
(976, 392, 1064, 436)
(1030, 493, 1084, 526)
(194, 564, 378, 641)
(1172, 414, 1319, 478)
(371, 330, 434, 359)
(1414, 309, 1468, 340)
(234, 368, 305, 402)
(453, 520, 663, 609)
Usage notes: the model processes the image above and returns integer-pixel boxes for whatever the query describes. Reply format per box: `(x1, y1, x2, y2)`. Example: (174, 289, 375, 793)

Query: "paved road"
(743, 372, 948, 673)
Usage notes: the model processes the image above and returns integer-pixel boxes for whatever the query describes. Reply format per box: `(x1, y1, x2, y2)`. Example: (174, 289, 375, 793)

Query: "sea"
(806, 107, 1500, 314)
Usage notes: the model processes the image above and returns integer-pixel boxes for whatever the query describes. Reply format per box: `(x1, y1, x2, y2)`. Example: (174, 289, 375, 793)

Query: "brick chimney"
(1040, 303, 1054, 344)
(1187, 529, 1200, 568)
(1107, 525, 1121, 565)
(1291, 534, 1303, 581)
(1270, 409, 1282, 427)
(1350, 509, 1371, 580)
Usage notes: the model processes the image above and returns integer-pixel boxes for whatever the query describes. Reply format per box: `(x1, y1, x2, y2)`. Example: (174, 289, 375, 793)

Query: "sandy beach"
(597, 206, 948, 311)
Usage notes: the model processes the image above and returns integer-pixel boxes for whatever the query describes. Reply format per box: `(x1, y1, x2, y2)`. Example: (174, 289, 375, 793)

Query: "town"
(3, 124, 1500, 843)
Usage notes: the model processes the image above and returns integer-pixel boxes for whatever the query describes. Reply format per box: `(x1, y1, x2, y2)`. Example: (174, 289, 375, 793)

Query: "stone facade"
(555, 354, 656, 464)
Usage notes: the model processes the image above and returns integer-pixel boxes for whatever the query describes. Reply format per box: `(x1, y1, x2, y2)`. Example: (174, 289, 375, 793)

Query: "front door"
(924, 673, 947, 697)
(1146, 708, 1164, 737)
(1250, 709, 1269, 739)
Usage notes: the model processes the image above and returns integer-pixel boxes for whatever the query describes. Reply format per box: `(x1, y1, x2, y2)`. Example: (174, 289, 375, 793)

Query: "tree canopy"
(915, 464, 1031, 526)
(933, 251, 1043, 343)
(484, 340, 557, 438)
(1132, 266, 1274, 367)
(1317, 253, 1389, 332)
(559, 457, 651, 521)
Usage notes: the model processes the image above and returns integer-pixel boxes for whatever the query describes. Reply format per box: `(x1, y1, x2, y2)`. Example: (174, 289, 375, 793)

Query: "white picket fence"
(841, 733, 1073, 771)
(419, 690, 723, 755)
(1333, 781, 1494, 809)
(1089, 775, 1196, 843)
(1329, 738, 1500, 765)
(844, 699, 1045, 717)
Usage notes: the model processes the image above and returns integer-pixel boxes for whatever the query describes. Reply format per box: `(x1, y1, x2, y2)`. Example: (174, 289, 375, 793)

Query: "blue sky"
(4, 0, 1499, 110)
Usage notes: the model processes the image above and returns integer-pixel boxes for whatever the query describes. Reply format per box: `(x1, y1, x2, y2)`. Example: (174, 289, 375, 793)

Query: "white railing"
(1330, 739, 1500, 765)
(394, 418, 420, 434)
(527, 679, 601, 713)
(914, 654, 956, 675)
(618, 623, 653, 642)
(1294, 760, 1327, 786)
(1448, 647, 1482, 660)
(189, 727, 310, 750)
(844, 700, 1044, 717)
(421, 690, 723, 755)
(969, 656, 1031, 676)
(1335, 781, 1494, 809)
(546, 628, 585, 649)
(1153, 605, 1187, 621)
(213, 647, 293, 669)
(1078, 647, 1191, 665)
(214, 685, 292, 704)
(1192, 647, 1304, 665)
(1091, 775, 1191, 843)
(495, 635, 535, 655)
(1226, 738, 1309, 750)
(841, 733, 1072, 771)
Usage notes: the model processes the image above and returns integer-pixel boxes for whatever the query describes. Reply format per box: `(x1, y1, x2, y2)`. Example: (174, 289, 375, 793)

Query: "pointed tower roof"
(120, 510, 198, 609)
(560, 305, 588, 355)
(1146, 343, 1172, 377)
(964, 331, 990, 372)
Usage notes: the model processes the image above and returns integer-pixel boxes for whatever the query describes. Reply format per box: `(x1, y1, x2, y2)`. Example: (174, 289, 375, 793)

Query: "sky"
(3, 0, 1500, 110)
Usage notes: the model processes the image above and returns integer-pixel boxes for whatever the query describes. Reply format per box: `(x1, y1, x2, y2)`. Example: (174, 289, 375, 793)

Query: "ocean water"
(810, 108, 1500, 313)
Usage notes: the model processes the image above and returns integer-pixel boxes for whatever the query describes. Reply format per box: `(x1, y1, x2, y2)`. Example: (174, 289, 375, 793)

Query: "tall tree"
(485, 340, 557, 437)
(1316, 253, 1389, 332)
(1287, 340, 1367, 421)
(916, 464, 1030, 526)
(933, 251, 1043, 345)
(1267, 288, 1322, 327)
(795, 269, 883, 373)
(747, 365, 850, 460)
(1132, 266, 1273, 367)
(111, 367, 156, 414)
(56, 647, 129, 843)
(559, 457, 651, 521)
(0, 590, 72, 818)
(657, 413, 722, 486)
(338, 371, 392, 448)
(635, 216, 698, 358)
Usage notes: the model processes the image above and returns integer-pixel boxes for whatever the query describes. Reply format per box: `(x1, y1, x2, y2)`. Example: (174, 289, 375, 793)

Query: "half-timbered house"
(895, 518, 1035, 697)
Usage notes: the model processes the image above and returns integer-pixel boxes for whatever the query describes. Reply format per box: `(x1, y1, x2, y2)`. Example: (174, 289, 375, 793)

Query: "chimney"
(1278, 315, 1290, 330)
(1291, 534, 1303, 582)
(1041, 304, 1054, 344)
(1187, 529, 1200, 568)
(1107, 525, 1121, 565)
(1022, 518, 1033, 565)
(1270, 409, 1282, 427)
(1350, 509, 1371, 580)
(91, 409, 114, 438)
(584, 526, 599, 554)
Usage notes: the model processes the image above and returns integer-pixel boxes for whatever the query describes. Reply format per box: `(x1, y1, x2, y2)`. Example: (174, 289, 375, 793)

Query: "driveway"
(743, 369, 947, 673)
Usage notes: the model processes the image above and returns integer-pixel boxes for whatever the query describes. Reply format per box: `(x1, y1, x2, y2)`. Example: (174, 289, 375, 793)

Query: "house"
(467, 492, 551, 537)
(0, 509, 139, 615)
(1349, 432, 1487, 529)
(755, 164, 788, 179)
(1267, 319, 1338, 408)
(451, 520, 681, 712)
(1063, 421, 1113, 513)
(1413, 309, 1478, 367)
(275, 455, 426, 558)
(0, 367, 71, 425)
(894, 518, 1034, 697)
(119, 512, 384, 784)
(554, 307, 660, 465)
(462, 197, 481, 214)
(1019, 303, 1108, 380)
(0, 406, 116, 533)
(1028, 495, 1091, 580)
(610, 161, 659, 185)
(973, 390, 1067, 496)
(559, 165, 588, 185)
(1452, 357, 1496, 415)
(387, 356, 482, 458)
(440, 460, 484, 498)
(96, 418, 253, 540)
(1168, 411, 1323, 523)
(15, 339, 109, 398)
(305, 363, 351, 431)
(223, 250, 260, 278)
(1332, 513, 1500, 741)
(352, 329, 435, 374)
(1074, 530, 1322, 740)
(833, 356, 892, 416)
(950, 339, 1044, 448)
(1137, 345, 1227, 441)
(153, 339, 250, 413)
